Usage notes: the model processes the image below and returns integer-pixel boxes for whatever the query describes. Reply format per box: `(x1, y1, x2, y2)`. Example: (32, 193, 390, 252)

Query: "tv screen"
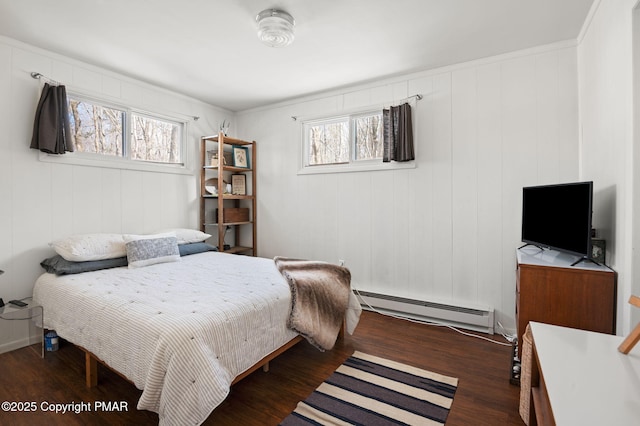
(521, 181, 593, 258)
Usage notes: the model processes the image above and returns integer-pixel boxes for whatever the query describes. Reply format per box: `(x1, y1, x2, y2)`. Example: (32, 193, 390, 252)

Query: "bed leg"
(85, 351, 98, 388)
(338, 319, 346, 340)
(262, 361, 270, 373)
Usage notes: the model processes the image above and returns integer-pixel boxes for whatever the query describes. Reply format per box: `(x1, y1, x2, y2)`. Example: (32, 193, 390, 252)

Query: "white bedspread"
(33, 252, 299, 425)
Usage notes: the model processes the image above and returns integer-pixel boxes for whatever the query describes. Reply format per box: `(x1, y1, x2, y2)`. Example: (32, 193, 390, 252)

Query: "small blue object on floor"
(45, 330, 59, 352)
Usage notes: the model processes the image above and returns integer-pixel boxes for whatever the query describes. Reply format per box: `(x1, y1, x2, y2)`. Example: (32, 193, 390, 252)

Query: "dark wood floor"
(0, 311, 523, 425)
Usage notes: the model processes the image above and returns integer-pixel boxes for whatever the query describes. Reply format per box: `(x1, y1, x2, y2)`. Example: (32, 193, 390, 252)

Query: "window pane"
(131, 114, 182, 164)
(307, 120, 349, 165)
(68, 97, 124, 156)
(354, 113, 383, 161)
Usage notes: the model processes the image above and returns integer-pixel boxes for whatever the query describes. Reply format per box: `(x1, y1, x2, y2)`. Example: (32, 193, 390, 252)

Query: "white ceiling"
(0, 0, 594, 112)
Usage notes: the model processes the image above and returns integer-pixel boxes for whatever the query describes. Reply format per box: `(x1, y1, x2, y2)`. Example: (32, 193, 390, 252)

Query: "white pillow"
(156, 228, 211, 245)
(50, 233, 126, 262)
(124, 233, 181, 269)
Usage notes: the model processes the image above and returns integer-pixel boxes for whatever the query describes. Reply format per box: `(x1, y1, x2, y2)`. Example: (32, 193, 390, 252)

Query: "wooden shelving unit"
(200, 133, 256, 255)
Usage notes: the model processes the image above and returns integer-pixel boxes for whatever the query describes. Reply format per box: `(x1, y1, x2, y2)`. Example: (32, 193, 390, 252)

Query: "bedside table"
(0, 297, 44, 357)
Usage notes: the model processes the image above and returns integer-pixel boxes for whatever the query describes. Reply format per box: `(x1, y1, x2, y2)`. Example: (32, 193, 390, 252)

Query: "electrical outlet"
(338, 259, 345, 266)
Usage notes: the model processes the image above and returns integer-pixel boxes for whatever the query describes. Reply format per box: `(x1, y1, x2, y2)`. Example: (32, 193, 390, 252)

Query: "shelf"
(204, 221, 253, 227)
(203, 165, 253, 173)
(225, 246, 254, 254)
(203, 134, 254, 146)
(200, 132, 256, 257)
(202, 194, 254, 200)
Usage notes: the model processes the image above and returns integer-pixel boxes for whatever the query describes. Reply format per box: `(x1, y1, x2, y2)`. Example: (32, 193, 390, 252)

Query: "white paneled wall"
(0, 36, 230, 352)
(577, 0, 637, 334)
(238, 42, 580, 331)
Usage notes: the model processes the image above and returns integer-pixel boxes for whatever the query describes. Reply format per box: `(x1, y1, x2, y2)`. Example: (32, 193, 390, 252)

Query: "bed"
(33, 240, 357, 426)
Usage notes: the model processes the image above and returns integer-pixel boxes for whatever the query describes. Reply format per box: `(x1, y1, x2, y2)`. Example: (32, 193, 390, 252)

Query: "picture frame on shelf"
(233, 146, 250, 168)
(231, 174, 247, 195)
(223, 150, 234, 166)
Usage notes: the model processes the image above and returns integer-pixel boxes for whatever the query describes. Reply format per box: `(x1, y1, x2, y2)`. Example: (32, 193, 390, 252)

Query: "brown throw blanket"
(274, 257, 351, 351)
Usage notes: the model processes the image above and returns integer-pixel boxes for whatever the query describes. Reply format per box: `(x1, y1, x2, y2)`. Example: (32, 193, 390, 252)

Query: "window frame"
(303, 114, 351, 167)
(39, 92, 190, 175)
(298, 108, 415, 175)
(351, 110, 385, 163)
(129, 109, 185, 165)
(66, 93, 127, 160)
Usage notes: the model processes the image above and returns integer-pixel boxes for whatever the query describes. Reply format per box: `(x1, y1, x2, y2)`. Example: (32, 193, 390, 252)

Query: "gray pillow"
(178, 242, 217, 256)
(41, 255, 127, 275)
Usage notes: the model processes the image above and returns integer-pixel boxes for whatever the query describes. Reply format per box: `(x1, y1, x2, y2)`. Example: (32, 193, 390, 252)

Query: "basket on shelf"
(204, 178, 229, 195)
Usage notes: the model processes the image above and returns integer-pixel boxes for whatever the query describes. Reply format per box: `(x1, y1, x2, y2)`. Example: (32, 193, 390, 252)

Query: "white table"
(529, 322, 640, 425)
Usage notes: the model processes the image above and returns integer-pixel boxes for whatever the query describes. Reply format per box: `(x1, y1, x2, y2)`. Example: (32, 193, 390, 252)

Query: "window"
(68, 98, 124, 157)
(67, 95, 185, 166)
(306, 117, 349, 165)
(353, 112, 383, 161)
(303, 111, 383, 168)
(130, 113, 182, 164)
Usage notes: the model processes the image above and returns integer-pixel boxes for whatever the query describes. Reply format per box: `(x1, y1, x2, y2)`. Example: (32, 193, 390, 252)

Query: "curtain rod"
(29, 71, 200, 121)
(402, 93, 423, 102)
(291, 93, 423, 121)
(30, 71, 60, 85)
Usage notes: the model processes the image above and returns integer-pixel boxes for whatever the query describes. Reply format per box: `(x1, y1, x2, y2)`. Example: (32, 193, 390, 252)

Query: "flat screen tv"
(521, 181, 593, 259)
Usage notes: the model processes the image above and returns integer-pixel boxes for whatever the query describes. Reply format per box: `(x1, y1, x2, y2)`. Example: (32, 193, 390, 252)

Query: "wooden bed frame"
(82, 321, 346, 388)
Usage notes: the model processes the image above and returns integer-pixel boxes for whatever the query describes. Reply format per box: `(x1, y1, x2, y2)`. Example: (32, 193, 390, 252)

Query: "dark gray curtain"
(30, 83, 73, 154)
(383, 102, 414, 162)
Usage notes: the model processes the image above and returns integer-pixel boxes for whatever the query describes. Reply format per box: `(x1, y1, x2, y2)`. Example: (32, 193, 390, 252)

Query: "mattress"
(32, 251, 298, 425)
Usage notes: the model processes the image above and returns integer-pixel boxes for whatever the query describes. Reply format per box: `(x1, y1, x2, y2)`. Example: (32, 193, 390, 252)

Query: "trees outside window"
(68, 96, 184, 165)
(303, 111, 383, 167)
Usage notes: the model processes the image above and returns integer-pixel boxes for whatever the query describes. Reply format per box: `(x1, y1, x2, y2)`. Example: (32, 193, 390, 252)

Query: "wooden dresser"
(516, 247, 616, 359)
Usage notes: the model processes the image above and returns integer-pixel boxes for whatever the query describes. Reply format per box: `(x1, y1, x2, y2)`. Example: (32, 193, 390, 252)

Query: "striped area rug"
(280, 351, 458, 425)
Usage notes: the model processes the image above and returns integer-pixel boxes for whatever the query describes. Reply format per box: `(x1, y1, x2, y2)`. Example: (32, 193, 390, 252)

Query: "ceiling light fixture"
(256, 9, 295, 48)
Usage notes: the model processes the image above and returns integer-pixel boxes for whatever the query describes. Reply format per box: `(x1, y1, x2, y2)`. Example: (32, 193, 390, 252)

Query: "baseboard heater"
(355, 290, 495, 334)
